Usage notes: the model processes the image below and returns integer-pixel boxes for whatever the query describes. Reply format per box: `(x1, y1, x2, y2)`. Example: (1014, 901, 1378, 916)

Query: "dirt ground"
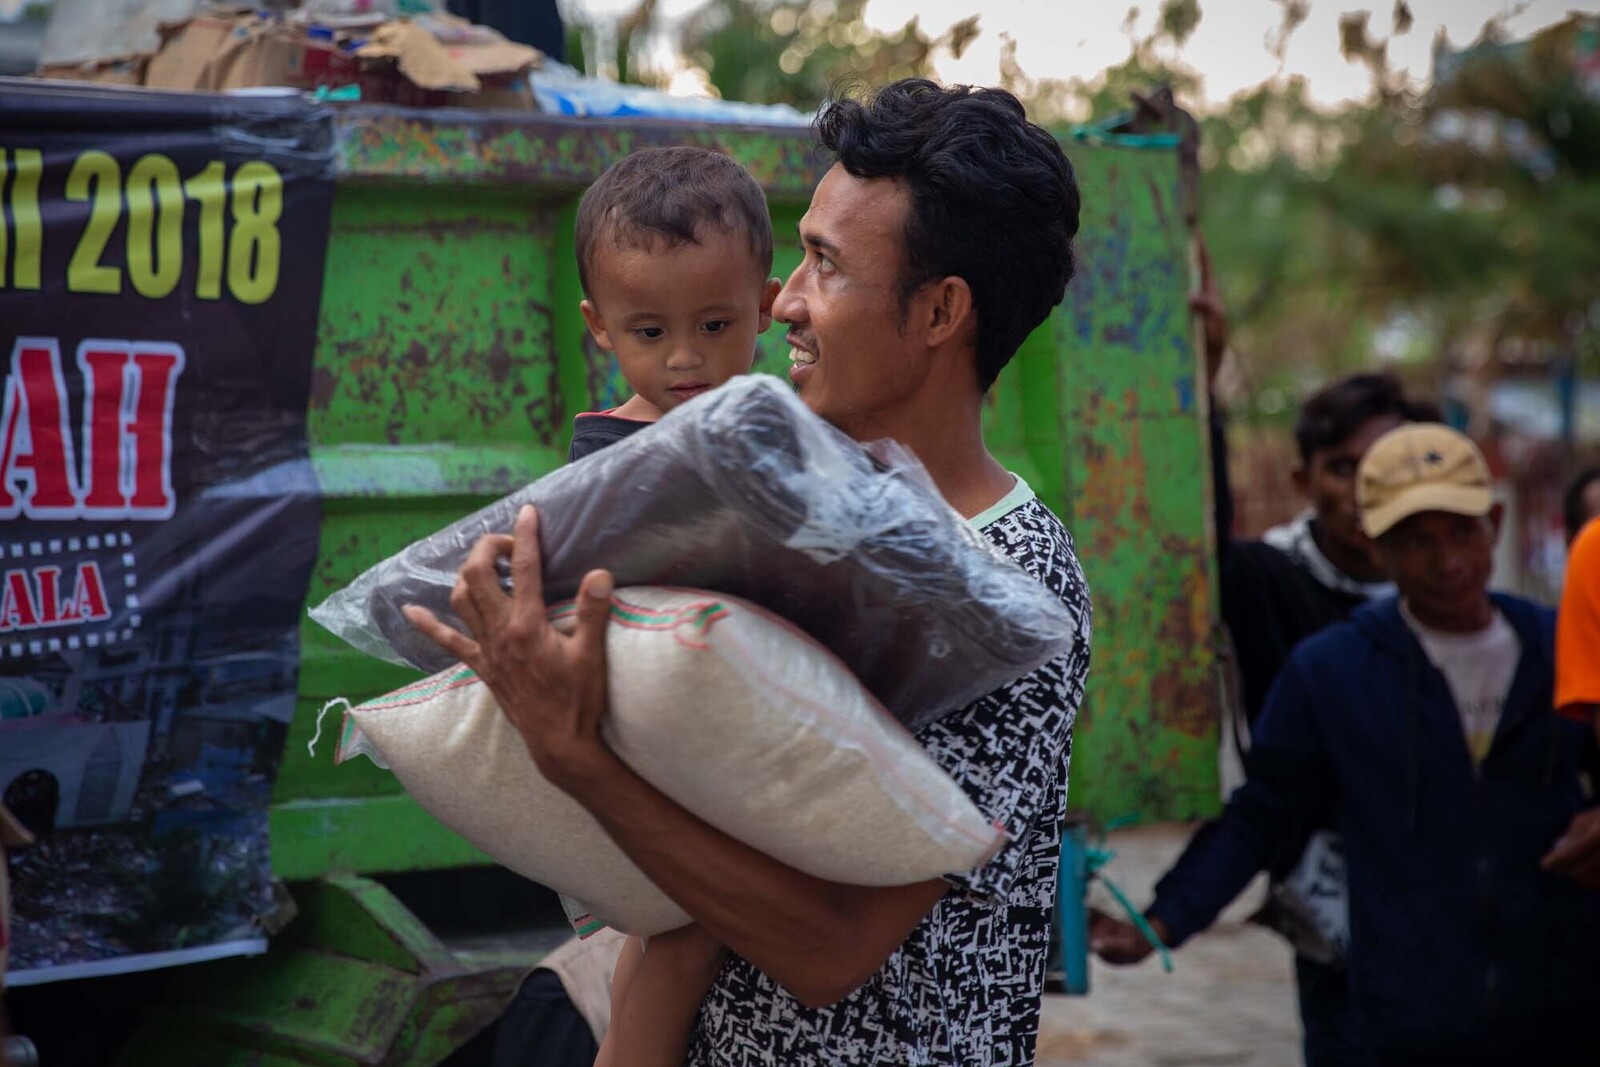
(1035, 823, 1302, 1067)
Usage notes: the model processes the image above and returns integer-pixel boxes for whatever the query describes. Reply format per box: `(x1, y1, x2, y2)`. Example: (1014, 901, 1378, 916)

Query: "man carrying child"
(410, 78, 1091, 1066)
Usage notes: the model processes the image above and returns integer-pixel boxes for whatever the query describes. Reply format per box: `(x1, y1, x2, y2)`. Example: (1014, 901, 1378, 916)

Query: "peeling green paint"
(1044, 145, 1220, 822)
(333, 111, 829, 198)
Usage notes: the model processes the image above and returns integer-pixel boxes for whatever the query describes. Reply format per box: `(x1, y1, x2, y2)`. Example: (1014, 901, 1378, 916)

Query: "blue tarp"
(530, 61, 811, 125)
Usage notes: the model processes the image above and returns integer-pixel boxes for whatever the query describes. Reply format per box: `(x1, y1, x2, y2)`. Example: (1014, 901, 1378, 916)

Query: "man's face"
(1295, 414, 1404, 567)
(774, 165, 929, 438)
(1374, 508, 1500, 627)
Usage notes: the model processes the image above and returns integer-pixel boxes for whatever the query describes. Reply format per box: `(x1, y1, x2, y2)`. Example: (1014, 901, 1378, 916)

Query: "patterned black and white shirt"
(687, 478, 1093, 1066)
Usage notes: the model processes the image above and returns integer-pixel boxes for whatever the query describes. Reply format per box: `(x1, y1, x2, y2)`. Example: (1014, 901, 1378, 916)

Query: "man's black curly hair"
(1294, 372, 1443, 465)
(1564, 467, 1600, 544)
(815, 79, 1081, 391)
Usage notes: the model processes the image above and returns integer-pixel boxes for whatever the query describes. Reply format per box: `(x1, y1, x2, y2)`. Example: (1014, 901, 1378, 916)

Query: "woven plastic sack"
(334, 587, 1006, 935)
(311, 374, 1078, 732)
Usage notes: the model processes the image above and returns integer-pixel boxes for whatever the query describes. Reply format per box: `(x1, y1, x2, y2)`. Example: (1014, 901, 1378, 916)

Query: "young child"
(489, 147, 775, 1067)
(568, 145, 781, 462)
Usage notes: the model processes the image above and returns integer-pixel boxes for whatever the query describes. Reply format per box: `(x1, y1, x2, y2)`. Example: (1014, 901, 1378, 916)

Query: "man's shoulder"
(1220, 538, 1362, 628)
(1274, 597, 1383, 668)
(979, 494, 1070, 548)
(1490, 591, 1557, 643)
(1223, 536, 1297, 569)
(955, 497, 1090, 723)
(1221, 538, 1322, 594)
(1496, 590, 1557, 621)
(980, 497, 1087, 607)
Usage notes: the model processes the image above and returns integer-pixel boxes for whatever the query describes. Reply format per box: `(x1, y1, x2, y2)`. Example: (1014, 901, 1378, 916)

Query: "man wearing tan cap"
(1357, 425, 1517, 767)
(1095, 424, 1600, 1066)
(1098, 373, 1443, 1067)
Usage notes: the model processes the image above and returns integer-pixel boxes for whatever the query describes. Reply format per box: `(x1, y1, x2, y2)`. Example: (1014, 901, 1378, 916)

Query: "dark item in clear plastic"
(310, 375, 1082, 732)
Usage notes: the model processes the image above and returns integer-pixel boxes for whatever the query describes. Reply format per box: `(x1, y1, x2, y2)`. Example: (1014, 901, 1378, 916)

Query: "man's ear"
(758, 278, 782, 332)
(1487, 501, 1506, 543)
(580, 299, 614, 351)
(1291, 465, 1311, 498)
(923, 276, 975, 348)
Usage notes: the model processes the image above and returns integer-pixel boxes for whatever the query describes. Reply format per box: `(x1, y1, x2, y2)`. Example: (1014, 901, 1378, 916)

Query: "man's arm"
(1541, 699, 1600, 891)
(1191, 232, 1234, 553)
(1541, 805, 1600, 890)
(1217, 542, 1306, 726)
(554, 742, 948, 1008)
(1093, 657, 1335, 962)
(406, 507, 947, 1008)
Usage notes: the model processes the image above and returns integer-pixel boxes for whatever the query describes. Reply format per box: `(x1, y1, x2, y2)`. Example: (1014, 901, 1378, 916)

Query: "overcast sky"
(565, 0, 1578, 109)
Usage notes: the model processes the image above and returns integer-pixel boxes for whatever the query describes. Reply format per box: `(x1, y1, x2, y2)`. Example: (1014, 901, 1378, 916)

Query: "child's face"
(581, 232, 779, 417)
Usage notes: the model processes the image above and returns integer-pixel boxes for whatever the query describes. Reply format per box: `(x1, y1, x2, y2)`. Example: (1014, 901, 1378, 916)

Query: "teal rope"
(1099, 872, 1176, 973)
(1083, 816, 1175, 973)
(1066, 113, 1183, 149)
(311, 85, 362, 103)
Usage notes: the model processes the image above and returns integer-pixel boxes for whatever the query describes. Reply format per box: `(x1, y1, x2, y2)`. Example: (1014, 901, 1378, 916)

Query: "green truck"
(6, 99, 1219, 1066)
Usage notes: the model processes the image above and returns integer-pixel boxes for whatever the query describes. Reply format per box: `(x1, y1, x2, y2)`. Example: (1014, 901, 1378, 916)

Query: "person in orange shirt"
(1547, 467, 1600, 890)
(1556, 468, 1600, 731)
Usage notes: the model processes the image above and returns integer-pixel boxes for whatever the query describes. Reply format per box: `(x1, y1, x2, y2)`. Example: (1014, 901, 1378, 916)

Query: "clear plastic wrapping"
(310, 375, 1079, 731)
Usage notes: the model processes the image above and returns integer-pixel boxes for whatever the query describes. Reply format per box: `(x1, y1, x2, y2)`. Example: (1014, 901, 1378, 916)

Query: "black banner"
(0, 82, 333, 982)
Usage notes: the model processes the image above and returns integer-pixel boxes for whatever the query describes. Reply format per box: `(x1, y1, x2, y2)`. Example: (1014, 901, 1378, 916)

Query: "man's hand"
(1088, 907, 1169, 966)
(403, 504, 616, 791)
(1190, 235, 1229, 385)
(1541, 808, 1600, 890)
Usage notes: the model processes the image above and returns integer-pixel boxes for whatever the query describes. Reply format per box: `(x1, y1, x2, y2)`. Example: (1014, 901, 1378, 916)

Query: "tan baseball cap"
(1358, 424, 1494, 539)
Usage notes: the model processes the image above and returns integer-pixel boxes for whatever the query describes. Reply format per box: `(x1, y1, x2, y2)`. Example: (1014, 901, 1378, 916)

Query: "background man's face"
(774, 165, 930, 440)
(1374, 509, 1500, 626)
(1296, 413, 1404, 569)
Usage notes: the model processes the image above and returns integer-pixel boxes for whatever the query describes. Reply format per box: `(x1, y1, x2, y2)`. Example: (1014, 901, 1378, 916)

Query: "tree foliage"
(565, 0, 975, 106)
(1198, 11, 1600, 415)
(678, 0, 977, 107)
(565, 0, 1600, 415)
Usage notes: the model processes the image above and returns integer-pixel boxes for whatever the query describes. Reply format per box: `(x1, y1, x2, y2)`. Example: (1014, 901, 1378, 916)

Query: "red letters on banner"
(0, 561, 112, 635)
(0, 336, 185, 520)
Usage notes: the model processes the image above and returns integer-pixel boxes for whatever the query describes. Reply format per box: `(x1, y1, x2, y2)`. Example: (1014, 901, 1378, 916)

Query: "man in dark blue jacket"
(1094, 424, 1600, 1066)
